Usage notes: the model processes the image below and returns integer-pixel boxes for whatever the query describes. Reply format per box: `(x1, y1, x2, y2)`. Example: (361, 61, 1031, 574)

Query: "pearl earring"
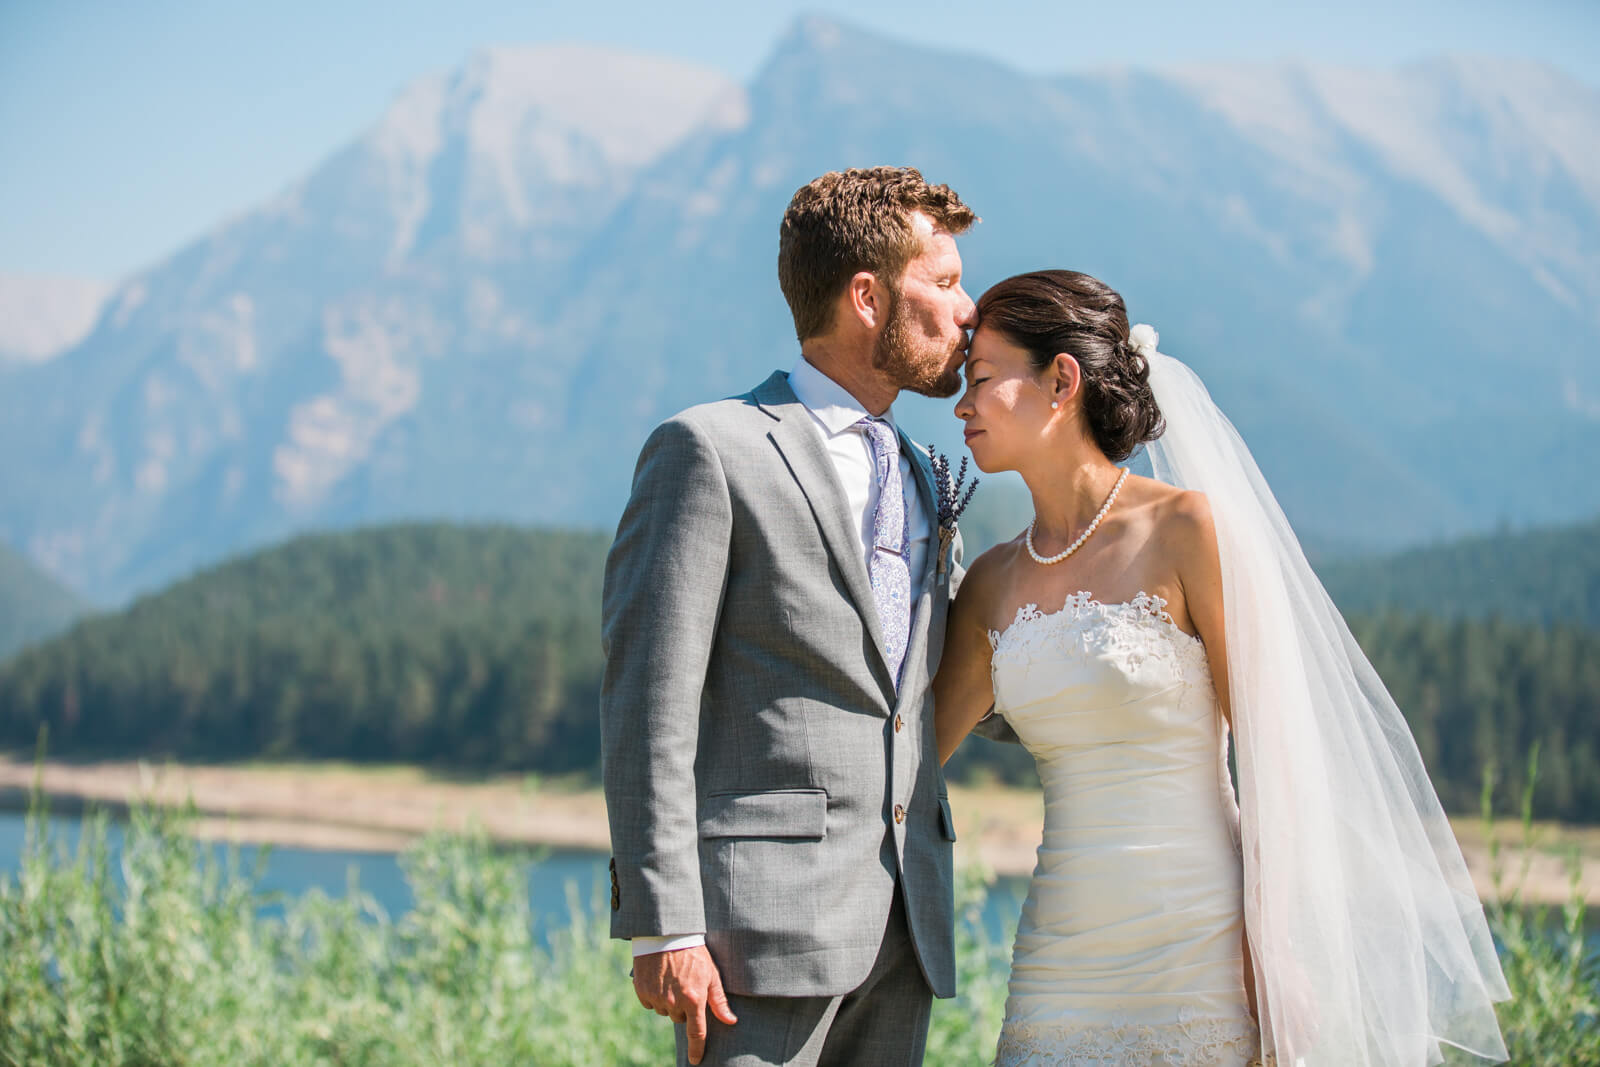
(1051, 401, 1059, 410)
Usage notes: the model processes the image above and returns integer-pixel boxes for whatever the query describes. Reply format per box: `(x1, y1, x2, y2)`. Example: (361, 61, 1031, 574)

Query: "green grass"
(1479, 751, 1600, 1066)
(0, 787, 1592, 1065)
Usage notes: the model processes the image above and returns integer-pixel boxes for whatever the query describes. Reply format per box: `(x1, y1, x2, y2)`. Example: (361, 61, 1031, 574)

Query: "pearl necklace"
(1025, 467, 1131, 565)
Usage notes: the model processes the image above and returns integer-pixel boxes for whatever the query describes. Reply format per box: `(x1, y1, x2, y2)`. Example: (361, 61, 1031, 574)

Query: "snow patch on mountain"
(0, 273, 112, 363)
(461, 45, 740, 168)
(362, 44, 741, 265)
(178, 293, 258, 386)
(1169, 57, 1600, 315)
(273, 297, 430, 511)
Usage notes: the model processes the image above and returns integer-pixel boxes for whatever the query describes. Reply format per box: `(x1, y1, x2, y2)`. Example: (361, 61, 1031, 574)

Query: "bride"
(934, 270, 1509, 1066)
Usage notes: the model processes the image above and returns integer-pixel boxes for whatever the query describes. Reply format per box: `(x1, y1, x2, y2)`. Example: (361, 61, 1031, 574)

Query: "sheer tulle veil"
(1138, 335, 1510, 1065)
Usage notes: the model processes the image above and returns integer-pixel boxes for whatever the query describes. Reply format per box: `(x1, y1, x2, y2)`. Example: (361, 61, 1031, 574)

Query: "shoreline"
(2, 756, 1596, 905)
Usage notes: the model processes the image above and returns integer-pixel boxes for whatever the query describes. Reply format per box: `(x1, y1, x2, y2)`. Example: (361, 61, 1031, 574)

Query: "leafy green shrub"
(1481, 751, 1600, 1066)
(0, 797, 672, 1066)
(1, 788, 1592, 1065)
(0, 798, 1014, 1065)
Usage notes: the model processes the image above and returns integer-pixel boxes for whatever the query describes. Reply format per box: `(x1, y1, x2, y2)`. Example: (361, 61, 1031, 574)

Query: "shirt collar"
(789, 356, 898, 438)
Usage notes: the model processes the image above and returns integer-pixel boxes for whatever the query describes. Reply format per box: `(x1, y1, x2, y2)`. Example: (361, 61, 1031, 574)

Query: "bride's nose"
(954, 390, 974, 420)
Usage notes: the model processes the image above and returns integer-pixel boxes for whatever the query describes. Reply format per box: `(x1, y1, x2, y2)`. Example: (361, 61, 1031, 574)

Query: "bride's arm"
(1168, 490, 1231, 730)
(934, 550, 1001, 765)
(1168, 490, 1262, 1024)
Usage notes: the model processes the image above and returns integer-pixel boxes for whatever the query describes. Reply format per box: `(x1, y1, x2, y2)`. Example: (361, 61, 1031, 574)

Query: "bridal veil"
(1141, 338, 1509, 1066)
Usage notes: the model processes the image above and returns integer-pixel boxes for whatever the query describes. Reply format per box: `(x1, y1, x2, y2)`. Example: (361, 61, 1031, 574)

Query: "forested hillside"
(2, 518, 1596, 818)
(1318, 517, 1600, 628)
(0, 525, 607, 770)
(1351, 613, 1599, 819)
(0, 543, 88, 661)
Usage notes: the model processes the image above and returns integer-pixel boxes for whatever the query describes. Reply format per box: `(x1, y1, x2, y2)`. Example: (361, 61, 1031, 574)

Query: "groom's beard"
(873, 294, 965, 399)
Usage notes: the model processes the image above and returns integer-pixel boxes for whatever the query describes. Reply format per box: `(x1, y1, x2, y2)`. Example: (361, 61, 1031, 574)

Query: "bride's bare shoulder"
(1118, 475, 1208, 525)
(965, 533, 1022, 583)
(956, 533, 1026, 613)
(1125, 479, 1220, 631)
(1159, 484, 1214, 530)
(1146, 484, 1219, 580)
(1118, 475, 1215, 556)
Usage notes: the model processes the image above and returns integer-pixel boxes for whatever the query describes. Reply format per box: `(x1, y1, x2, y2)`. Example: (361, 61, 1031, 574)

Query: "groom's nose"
(956, 290, 976, 328)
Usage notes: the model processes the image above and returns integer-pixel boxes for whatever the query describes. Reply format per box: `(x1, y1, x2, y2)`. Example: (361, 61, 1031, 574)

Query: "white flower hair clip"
(1127, 323, 1159, 357)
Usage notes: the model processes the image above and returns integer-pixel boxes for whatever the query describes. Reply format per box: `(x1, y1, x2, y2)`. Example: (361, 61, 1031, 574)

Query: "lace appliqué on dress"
(988, 591, 1210, 685)
(994, 1011, 1260, 1067)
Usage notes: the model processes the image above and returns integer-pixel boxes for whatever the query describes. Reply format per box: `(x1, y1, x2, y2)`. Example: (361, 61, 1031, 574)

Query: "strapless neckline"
(989, 590, 1203, 653)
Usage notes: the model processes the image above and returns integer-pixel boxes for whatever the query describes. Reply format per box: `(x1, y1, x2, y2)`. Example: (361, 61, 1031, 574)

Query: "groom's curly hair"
(778, 167, 976, 341)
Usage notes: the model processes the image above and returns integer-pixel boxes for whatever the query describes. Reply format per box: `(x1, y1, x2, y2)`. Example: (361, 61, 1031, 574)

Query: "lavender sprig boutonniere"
(931, 451, 978, 579)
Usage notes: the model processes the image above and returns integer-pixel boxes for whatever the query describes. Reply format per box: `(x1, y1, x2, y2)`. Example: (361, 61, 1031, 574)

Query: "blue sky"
(2, 0, 1594, 280)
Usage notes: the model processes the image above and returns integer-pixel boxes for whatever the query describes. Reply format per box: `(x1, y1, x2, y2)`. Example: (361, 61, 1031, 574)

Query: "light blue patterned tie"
(859, 417, 911, 687)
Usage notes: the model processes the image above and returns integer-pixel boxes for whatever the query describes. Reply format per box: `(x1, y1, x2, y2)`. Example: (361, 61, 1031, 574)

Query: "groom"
(600, 167, 977, 1066)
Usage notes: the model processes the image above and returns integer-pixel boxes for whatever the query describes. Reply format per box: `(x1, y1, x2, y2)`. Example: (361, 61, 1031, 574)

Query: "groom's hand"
(633, 944, 738, 1065)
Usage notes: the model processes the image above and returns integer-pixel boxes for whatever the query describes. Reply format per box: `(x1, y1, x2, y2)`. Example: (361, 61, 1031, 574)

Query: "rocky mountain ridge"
(2, 19, 1595, 602)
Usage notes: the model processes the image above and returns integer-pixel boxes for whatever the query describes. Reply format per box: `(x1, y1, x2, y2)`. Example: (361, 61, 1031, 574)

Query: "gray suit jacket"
(600, 370, 961, 999)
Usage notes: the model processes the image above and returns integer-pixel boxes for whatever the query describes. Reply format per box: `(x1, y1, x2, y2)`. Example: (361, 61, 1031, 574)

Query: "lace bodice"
(987, 591, 1218, 766)
(985, 591, 1257, 1067)
(989, 591, 1209, 691)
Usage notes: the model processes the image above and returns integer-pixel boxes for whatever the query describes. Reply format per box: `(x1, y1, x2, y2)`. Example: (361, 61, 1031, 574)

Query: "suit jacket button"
(893, 714, 904, 733)
(893, 803, 905, 825)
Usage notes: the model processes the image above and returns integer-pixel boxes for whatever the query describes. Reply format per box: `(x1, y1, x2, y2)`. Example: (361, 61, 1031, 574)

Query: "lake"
(0, 811, 1027, 944)
(9, 810, 1589, 960)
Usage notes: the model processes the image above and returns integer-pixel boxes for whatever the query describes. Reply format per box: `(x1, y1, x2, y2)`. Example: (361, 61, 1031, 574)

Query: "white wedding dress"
(989, 590, 1261, 1067)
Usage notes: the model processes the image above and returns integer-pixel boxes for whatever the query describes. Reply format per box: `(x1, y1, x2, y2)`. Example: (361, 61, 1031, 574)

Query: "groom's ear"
(846, 271, 887, 331)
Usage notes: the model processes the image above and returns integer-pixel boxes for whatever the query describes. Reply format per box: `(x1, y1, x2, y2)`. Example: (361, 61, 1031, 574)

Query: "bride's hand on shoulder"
(934, 543, 1009, 764)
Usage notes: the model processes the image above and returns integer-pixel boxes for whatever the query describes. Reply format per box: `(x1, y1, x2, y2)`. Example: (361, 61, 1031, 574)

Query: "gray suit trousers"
(675, 884, 930, 1067)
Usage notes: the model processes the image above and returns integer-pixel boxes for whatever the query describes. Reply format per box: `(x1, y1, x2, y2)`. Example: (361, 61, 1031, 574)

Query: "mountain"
(0, 273, 112, 365)
(0, 44, 741, 601)
(0, 541, 89, 661)
(3, 19, 1597, 603)
(1319, 514, 1600, 628)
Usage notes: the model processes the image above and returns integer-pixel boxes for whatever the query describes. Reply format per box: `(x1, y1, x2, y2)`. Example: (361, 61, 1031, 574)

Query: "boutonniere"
(931, 451, 978, 579)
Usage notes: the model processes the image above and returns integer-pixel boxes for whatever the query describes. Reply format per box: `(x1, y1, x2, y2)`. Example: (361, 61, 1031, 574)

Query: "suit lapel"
(753, 372, 893, 687)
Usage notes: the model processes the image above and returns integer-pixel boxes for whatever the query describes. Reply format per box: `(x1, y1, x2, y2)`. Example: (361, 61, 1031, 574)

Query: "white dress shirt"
(633, 358, 930, 958)
(786, 356, 931, 589)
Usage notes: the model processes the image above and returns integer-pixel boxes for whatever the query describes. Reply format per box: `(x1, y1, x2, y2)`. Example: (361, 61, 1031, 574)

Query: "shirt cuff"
(632, 933, 706, 957)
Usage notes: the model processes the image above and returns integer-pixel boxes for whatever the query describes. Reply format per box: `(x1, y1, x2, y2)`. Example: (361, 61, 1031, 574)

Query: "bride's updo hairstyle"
(975, 270, 1165, 462)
